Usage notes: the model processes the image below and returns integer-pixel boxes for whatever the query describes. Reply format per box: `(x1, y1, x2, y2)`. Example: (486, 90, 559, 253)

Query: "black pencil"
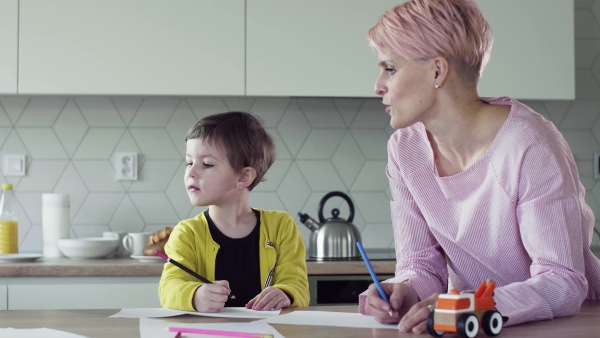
(155, 250, 236, 299)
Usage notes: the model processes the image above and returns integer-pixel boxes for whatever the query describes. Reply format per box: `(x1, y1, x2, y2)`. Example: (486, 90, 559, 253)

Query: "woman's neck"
(425, 95, 508, 176)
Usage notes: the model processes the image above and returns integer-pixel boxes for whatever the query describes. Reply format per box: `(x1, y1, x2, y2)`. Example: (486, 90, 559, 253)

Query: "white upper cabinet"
(14, 0, 574, 99)
(247, 0, 574, 100)
(18, 0, 245, 96)
(477, 0, 574, 100)
(247, 0, 399, 98)
(0, 0, 18, 94)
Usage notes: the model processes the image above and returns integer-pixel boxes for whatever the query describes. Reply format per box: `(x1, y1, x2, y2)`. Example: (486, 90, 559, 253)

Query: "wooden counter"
(0, 257, 396, 277)
(3, 249, 598, 277)
(2, 302, 600, 338)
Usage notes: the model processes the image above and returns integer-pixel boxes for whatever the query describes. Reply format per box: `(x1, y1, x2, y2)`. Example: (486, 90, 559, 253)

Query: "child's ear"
(237, 167, 257, 190)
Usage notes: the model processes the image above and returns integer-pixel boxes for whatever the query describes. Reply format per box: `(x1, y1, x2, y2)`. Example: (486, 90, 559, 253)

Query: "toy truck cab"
(427, 279, 503, 338)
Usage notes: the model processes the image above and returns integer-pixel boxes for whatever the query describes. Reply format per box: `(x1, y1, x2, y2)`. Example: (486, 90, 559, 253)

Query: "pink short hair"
(368, 0, 493, 83)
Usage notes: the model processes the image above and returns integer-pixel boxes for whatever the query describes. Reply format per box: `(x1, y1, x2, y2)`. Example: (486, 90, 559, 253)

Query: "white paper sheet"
(255, 311, 398, 330)
(0, 327, 89, 338)
(110, 307, 281, 319)
(140, 317, 285, 338)
(110, 308, 188, 318)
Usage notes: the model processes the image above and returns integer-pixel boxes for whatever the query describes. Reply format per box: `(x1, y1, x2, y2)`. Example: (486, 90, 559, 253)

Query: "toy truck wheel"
(457, 313, 479, 338)
(482, 310, 503, 336)
(426, 312, 445, 337)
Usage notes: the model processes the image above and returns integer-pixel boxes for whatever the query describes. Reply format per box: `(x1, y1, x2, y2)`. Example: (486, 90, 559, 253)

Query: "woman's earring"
(434, 83, 440, 89)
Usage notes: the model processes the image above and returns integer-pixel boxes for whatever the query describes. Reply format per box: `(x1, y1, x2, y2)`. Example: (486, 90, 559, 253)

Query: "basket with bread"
(143, 227, 173, 256)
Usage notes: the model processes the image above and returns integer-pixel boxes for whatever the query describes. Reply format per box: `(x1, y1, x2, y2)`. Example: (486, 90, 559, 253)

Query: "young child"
(158, 111, 309, 312)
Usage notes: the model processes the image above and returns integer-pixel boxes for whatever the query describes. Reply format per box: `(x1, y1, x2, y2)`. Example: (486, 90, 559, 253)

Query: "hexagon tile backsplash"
(0, 96, 398, 252)
(2, 0, 600, 252)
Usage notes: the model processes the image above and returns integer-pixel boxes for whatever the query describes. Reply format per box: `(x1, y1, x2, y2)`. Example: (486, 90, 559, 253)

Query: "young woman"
(360, 0, 600, 332)
(158, 111, 309, 312)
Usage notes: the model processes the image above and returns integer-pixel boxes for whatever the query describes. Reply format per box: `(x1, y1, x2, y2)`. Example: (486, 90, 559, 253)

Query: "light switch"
(3, 154, 26, 176)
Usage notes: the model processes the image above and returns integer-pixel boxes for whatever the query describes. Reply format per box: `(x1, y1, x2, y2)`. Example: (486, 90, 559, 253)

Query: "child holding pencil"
(158, 111, 309, 312)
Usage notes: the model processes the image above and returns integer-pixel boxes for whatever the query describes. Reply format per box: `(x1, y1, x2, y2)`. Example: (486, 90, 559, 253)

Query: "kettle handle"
(318, 191, 354, 223)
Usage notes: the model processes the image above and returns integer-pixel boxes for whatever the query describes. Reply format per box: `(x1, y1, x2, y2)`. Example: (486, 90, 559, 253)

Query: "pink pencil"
(169, 326, 274, 338)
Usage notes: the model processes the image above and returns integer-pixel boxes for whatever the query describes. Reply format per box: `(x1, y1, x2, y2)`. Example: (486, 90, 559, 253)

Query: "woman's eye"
(385, 67, 396, 75)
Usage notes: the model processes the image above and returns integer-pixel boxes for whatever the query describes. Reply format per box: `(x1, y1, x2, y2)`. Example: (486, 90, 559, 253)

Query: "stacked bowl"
(57, 238, 119, 259)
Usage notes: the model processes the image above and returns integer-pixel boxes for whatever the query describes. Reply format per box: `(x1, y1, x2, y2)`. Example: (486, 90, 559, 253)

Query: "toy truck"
(427, 279, 503, 338)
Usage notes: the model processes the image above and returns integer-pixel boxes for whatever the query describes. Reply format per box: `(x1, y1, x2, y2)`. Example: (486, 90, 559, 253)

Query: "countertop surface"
(0, 255, 396, 278)
(3, 250, 598, 278)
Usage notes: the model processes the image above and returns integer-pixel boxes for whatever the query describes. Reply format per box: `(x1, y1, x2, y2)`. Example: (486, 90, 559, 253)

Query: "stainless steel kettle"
(298, 191, 362, 261)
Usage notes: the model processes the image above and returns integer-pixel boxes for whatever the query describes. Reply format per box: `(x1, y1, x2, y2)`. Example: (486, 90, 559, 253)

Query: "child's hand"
(193, 280, 231, 312)
(245, 286, 290, 311)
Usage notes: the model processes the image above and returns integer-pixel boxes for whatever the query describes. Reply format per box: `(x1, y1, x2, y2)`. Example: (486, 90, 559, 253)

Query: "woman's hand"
(246, 287, 291, 311)
(397, 293, 439, 334)
(365, 282, 420, 324)
(192, 280, 231, 313)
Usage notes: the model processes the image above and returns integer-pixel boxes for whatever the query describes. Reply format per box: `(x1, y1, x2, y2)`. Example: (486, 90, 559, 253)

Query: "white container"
(57, 238, 119, 259)
(122, 232, 152, 256)
(102, 231, 127, 257)
(42, 193, 70, 258)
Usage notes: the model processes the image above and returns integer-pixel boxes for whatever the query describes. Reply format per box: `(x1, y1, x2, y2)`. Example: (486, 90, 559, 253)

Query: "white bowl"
(57, 238, 119, 259)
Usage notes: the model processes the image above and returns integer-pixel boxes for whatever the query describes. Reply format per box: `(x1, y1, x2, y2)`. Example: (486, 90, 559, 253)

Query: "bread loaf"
(143, 227, 173, 256)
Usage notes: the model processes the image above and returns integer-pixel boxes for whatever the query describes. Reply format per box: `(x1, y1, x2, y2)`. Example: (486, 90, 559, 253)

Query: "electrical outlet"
(3, 154, 26, 176)
(595, 152, 600, 180)
(115, 152, 138, 181)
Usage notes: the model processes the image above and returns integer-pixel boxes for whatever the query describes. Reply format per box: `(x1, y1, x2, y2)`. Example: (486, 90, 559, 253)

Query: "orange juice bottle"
(0, 183, 18, 254)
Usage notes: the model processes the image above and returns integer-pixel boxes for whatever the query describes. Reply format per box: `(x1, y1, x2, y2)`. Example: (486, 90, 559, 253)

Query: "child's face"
(184, 138, 238, 207)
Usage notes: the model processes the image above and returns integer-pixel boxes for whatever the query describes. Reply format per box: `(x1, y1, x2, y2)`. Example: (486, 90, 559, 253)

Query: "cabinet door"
(9, 283, 160, 310)
(247, 0, 574, 100)
(0, 285, 6, 310)
(19, 0, 245, 95)
(476, 0, 574, 100)
(0, 0, 18, 94)
(247, 0, 397, 97)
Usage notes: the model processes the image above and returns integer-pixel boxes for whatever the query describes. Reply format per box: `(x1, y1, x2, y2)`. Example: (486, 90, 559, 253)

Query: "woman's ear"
(432, 56, 449, 88)
(237, 167, 257, 190)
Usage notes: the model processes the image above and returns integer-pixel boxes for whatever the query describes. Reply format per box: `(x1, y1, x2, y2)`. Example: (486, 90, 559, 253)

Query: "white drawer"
(8, 280, 160, 310)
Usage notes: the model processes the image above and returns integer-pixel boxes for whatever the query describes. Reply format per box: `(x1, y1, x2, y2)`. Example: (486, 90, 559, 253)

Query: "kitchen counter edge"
(0, 257, 397, 277)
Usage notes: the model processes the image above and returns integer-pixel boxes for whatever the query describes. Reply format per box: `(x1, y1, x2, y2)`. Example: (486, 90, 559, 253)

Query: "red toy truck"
(427, 279, 502, 338)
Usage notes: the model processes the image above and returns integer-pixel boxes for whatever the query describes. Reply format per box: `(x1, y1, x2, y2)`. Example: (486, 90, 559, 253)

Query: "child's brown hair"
(185, 111, 275, 190)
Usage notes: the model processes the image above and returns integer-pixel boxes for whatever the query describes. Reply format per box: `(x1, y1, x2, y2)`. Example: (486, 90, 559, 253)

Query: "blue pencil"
(356, 242, 393, 316)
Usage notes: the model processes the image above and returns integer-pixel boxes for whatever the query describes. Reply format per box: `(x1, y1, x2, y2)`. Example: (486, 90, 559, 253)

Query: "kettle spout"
(297, 212, 321, 232)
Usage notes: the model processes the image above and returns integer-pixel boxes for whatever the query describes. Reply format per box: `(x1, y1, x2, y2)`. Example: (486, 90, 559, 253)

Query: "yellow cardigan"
(158, 209, 310, 310)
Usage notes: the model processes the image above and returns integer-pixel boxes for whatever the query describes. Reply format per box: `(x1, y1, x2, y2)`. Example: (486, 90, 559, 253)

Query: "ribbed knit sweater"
(359, 97, 600, 326)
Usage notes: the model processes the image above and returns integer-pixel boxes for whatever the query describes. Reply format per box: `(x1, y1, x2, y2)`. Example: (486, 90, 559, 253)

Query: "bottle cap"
(2, 183, 13, 190)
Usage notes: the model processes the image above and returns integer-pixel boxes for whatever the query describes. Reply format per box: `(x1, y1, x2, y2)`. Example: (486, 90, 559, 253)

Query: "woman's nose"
(374, 78, 387, 96)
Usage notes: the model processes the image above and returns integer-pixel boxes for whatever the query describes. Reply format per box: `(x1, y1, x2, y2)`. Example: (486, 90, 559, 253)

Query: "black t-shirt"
(206, 209, 262, 307)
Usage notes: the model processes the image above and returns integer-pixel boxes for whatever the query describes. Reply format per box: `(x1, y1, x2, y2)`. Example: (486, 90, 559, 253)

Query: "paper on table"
(0, 327, 89, 338)
(139, 317, 285, 338)
(255, 311, 398, 330)
(110, 308, 188, 318)
(110, 307, 281, 319)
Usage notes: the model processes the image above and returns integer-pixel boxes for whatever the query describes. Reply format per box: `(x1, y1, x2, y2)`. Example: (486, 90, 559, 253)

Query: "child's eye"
(385, 67, 396, 75)
(203, 162, 213, 168)
(186, 162, 192, 167)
